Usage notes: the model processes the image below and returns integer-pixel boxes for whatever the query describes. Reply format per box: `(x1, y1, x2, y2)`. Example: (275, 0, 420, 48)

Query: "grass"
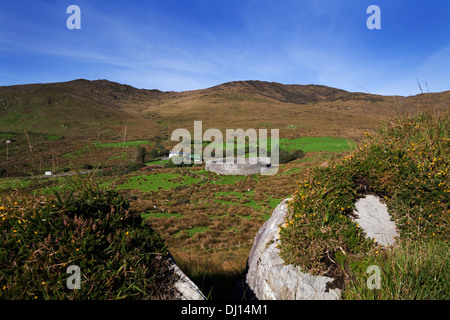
(116, 172, 201, 192)
(212, 174, 247, 185)
(0, 132, 14, 139)
(146, 159, 170, 166)
(109, 152, 129, 161)
(0, 133, 374, 300)
(141, 212, 183, 219)
(271, 137, 356, 153)
(170, 247, 250, 300)
(343, 239, 449, 299)
(61, 145, 92, 159)
(93, 140, 151, 148)
(214, 190, 281, 216)
(214, 191, 256, 206)
(45, 134, 63, 141)
(173, 227, 210, 238)
(0, 176, 177, 299)
(61, 140, 151, 160)
(278, 110, 449, 299)
(185, 227, 210, 237)
(1, 79, 448, 300)
(0, 179, 31, 190)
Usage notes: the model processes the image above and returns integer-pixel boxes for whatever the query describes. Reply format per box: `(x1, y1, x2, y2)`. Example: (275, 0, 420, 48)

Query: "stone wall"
(205, 157, 272, 175)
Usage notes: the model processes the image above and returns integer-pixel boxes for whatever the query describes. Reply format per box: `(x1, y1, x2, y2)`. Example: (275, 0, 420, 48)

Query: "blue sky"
(0, 0, 449, 96)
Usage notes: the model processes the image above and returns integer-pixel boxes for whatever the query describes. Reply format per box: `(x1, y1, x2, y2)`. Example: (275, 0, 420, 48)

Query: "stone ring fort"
(205, 157, 274, 176)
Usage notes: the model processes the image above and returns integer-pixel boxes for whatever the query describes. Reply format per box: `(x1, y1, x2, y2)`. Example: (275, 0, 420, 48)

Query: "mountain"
(0, 79, 448, 176)
(139, 80, 448, 139)
(0, 79, 168, 138)
(2, 78, 448, 137)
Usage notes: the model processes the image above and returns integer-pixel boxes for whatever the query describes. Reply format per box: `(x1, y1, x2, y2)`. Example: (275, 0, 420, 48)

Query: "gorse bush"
(279, 111, 449, 281)
(0, 176, 177, 299)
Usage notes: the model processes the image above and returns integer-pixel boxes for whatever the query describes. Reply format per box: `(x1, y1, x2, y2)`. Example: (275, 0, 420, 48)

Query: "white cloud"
(416, 45, 450, 92)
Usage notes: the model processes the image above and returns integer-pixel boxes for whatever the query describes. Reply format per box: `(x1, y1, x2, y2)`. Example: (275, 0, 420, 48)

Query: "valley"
(0, 79, 448, 299)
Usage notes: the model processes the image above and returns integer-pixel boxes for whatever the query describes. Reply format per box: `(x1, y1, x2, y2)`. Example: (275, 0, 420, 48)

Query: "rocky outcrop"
(245, 199, 341, 300)
(352, 195, 399, 246)
(245, 195, 400, 300)
(167, 253, 206, 300)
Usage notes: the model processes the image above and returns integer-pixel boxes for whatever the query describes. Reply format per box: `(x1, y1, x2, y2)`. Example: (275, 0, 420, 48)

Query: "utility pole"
(123, 125, 127, 143)
(51, 145, 56, 173)
(24, 130, 33, 153)
(5, 140, 11, 160)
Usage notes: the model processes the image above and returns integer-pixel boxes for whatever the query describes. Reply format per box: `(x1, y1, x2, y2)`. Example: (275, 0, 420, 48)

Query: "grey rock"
(246, 199, 341, 300)
(167, 253, 206, 300)
(352, 195, 399, 246)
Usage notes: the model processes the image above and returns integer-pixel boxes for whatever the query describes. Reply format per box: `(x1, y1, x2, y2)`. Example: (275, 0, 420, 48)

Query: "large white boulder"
(352, 195, 399, 246)
(245, 199, 341, 300)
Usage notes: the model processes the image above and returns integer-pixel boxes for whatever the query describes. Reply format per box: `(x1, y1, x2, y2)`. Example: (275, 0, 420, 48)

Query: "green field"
(146, 159, 170, 166)
(116, 173, 202, 192)
(278, 136, 356, 152)
(187, 136, 356, 159)
(0, 179, 31, 190)
(214, 190, 263, 209)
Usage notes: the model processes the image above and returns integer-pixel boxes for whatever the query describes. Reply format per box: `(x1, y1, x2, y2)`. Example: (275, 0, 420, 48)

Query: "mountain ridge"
(1, 77, 448, 139)
(0, 78, 448, 177)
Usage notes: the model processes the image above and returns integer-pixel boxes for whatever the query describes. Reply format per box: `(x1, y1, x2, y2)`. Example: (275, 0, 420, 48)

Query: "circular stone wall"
(205, 157, 272, 175)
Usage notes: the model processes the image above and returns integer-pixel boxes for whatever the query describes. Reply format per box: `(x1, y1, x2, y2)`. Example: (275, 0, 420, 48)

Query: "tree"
(133, 145, 147, 164)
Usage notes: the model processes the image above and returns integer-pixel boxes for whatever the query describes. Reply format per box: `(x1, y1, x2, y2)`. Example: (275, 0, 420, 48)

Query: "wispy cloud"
(0, 0, 449, 95)
(416, 45, 450, 93)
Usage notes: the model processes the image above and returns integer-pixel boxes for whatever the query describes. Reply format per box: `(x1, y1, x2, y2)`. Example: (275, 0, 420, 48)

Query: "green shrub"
(0, 177, 177, 299)
(82, 164, 93, 170)
(279, 149, 305, 164)
(279, 111, 449, 279)
(133, 145, 147, 164)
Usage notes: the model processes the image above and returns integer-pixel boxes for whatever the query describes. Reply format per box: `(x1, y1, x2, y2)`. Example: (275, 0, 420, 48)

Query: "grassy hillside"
(0, 79, 449, 299)
(0, 80, 152, 136)
(0, 135, 353, 299)
(1, 79, 448, 178)
(278, 110, 449, 299)
(0, 177, 177, 299)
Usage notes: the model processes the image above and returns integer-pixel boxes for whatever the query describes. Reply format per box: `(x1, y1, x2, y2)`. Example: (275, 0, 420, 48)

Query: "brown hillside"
(0, 79, 448, 176)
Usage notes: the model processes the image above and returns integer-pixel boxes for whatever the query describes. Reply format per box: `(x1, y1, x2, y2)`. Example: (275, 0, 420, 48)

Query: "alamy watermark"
(170, 121, 280, 175)
(66, 265, 81, 290)
(66, 5, 381, 31)
(367, 5, 381, 30)
(366, 265, 381, 290)
(67, 5, 81, 30)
